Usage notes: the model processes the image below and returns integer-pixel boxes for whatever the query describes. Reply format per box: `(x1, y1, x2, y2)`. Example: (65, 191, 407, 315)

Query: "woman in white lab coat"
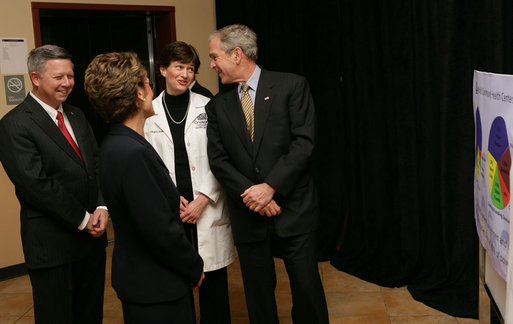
(144, 41, 234, 324)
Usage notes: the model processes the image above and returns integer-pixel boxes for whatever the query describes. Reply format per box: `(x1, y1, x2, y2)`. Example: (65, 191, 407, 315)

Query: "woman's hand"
(180, 193, 209, 224)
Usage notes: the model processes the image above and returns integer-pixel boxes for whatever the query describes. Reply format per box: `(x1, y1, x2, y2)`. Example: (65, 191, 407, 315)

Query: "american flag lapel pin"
(264, 96, 270, 101)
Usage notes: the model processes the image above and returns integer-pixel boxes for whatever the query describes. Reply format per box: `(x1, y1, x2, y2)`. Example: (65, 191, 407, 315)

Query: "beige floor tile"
(193, 288, 200, 314)
(276, 292, 292, 317)
(229, 291, 248, 318)
(390, 315, 458, 323)
(23, 308, 33, 317)
(10, 318, 33, 324)
(106, 219, 115, 241)
(0, 236, 476, 323)
(0, 316, 23, 324)
(105, 246, 113, 274)
(329, 315, 391, 323)
(275, 259, 292, 293)
(104, 277, 117, 297)
(326, 292, 388, 317)
(227, 261, 245, 291)
(103, 293, 122, 318)
(0, 276, 32, 294)
(103, 317, 124, 324)
(320, 262, 382, 294)
(383, 288, 446, 316)
(277, 316, 293, 324)
(0, 294, 32, 316)
(323, 269, 382, 293)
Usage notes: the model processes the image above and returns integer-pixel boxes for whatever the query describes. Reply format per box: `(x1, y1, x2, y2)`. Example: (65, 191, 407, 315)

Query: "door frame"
(31, 2, 176, 59)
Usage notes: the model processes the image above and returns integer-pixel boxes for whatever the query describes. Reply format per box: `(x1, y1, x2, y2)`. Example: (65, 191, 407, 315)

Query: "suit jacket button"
(254, 167, 260, 173)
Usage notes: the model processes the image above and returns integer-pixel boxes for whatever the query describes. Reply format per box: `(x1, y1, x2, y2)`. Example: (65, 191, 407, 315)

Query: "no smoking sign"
(4, 75, 25, 105)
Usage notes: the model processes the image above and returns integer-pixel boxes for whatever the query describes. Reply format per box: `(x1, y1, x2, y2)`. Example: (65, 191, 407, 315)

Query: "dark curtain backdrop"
(215, 0, 513, 318)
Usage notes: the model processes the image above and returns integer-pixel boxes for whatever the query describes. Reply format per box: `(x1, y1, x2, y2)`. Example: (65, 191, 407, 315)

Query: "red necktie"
(56, 111, 83, 160)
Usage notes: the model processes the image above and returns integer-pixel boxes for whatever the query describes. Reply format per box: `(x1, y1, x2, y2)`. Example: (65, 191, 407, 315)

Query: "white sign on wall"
(1, 38, 28, 75)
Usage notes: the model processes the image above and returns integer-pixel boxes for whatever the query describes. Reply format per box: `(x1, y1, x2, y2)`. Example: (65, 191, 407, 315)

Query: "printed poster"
(473, 70, 513, 281)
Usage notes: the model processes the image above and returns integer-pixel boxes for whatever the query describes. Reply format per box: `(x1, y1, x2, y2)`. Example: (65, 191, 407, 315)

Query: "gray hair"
(209, 24, 258, 61)
(27, 45, 73, 75)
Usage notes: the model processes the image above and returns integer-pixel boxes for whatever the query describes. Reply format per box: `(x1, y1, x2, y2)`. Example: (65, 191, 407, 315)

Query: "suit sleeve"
(89, 124, 105, 208)
(264, 77, 317, 197)
(0, 116, 88, 230)
(206, 99, 254, 202)
(121, 147, 203, 284)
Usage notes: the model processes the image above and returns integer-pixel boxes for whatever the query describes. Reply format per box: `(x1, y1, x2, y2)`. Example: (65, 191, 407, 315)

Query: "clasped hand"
(86, 208, 109, 237)
(241, 183, 281, 217)
(180, 194, 209, 224)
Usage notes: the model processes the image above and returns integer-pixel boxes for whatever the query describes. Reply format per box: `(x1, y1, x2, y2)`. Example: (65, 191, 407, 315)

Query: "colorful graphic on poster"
(473, 70, 513, 281)
(476, 108, 482, 180)
(488, 117, 511, 209)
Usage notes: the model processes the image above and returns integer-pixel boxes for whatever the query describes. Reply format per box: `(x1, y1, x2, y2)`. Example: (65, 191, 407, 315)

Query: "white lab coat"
(144, 90, 235, 271)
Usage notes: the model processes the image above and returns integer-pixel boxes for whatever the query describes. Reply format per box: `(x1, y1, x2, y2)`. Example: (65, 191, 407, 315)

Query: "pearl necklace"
(162, 94, 189, 125)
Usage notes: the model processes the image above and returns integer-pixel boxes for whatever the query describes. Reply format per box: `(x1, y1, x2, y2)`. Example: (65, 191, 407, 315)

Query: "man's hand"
(259, 200, 282, 217)
(86, 208, 109, 237)
(180, 194, 209, 224)
(241, 182, 276, 213)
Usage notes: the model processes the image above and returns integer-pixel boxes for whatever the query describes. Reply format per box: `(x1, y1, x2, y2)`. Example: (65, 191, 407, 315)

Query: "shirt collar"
(239, 65, 261, 93)
(30, 91, 64, 121)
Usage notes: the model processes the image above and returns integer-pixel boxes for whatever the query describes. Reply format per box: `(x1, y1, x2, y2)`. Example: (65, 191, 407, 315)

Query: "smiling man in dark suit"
(206, 24, 329, 324)
(0, 45, 108, 324)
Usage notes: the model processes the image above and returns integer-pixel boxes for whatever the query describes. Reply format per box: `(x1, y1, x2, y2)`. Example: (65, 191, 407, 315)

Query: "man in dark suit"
(206, 24, 329, 323)
(0, 45, 108, 324)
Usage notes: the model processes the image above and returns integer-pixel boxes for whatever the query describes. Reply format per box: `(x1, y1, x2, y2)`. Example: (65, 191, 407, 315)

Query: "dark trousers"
(199, 267, 231, 324)
(28, 249, 106, 324)
(236, 229, 329, 324)
(122, 290, 195, 324)
(183, 222, 231, 324)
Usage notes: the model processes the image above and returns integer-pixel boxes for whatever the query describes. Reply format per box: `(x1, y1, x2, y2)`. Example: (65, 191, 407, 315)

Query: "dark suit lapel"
(26, 96, 83, 166)
(253, 70, 274, 157)
(222, 89, 253, 155)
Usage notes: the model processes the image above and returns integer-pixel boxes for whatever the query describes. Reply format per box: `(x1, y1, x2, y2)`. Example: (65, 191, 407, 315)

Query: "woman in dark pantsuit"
(84, 52, 204, 324)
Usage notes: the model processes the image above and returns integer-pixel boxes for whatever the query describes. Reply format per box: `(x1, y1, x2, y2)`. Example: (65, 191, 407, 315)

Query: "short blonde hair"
(84, 52, 147, 124)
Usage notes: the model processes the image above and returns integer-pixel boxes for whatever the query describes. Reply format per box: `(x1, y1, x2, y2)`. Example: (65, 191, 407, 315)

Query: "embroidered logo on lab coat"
(194, 113, 208, 129)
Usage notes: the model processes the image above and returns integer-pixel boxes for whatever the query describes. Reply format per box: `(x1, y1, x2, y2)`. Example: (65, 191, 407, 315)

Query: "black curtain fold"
(215, 0, 513, 318)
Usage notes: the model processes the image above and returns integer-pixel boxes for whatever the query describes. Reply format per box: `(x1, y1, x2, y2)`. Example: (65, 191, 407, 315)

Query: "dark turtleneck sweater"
(163, 90, 193, 201)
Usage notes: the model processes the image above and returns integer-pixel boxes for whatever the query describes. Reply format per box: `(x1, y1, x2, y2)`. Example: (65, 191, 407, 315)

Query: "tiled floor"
(0, 244, 479, 324)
